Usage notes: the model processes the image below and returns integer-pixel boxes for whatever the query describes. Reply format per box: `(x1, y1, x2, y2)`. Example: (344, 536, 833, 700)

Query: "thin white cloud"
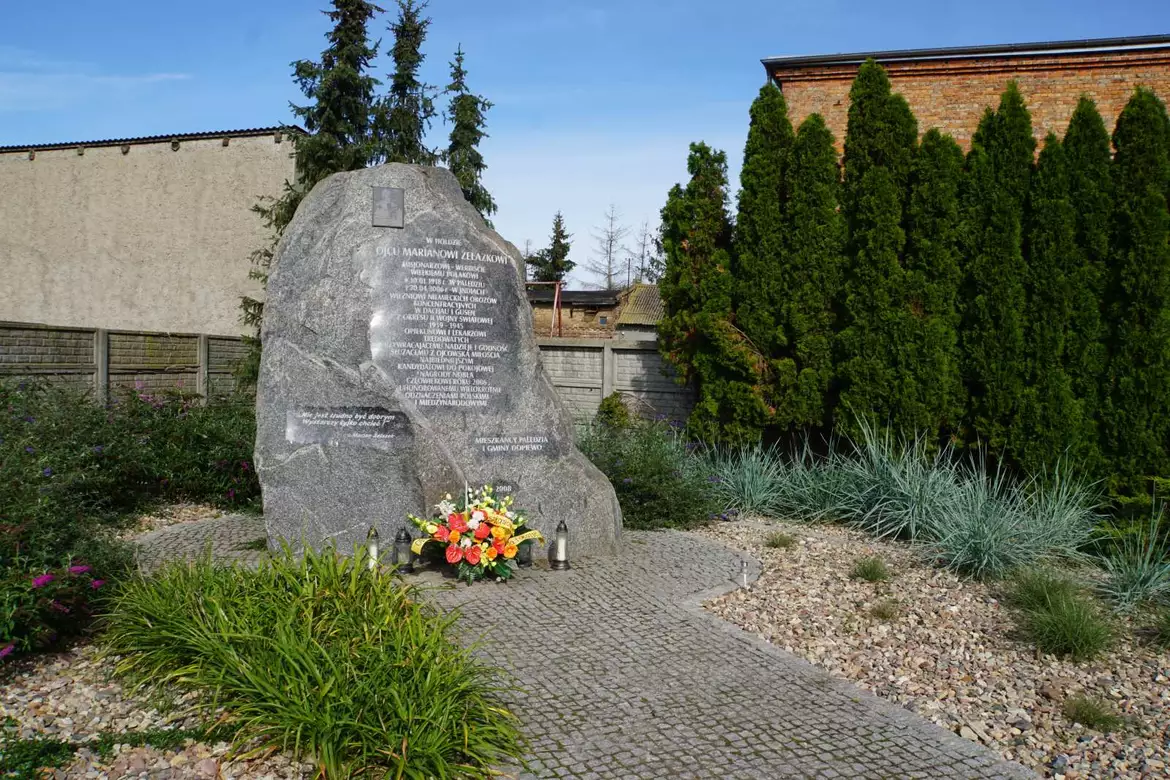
(0, 46, 190, 112)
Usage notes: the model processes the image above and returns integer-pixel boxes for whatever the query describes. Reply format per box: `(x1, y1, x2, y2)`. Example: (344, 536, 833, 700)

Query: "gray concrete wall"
(0, 322, 697, 421)
(0, 131, 295, 337)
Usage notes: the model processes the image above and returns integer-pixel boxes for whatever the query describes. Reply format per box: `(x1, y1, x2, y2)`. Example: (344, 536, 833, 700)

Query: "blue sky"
(3, 1, 1169, 288)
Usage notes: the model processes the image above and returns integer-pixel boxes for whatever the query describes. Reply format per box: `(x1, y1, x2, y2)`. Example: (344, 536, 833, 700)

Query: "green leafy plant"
(0, 716, 74, 780)
(578, 420, 718, 529)
(706, 445, 788, 516)
(1006, 568, 1078, 613)
(1062, 695, 1124, 732)
(103, 544, 523, 779)
(851, 556, 892, 582)
(595, 392, 631, 429)
(1017, 591, 1112, 660)
(764, 531, 796, 550)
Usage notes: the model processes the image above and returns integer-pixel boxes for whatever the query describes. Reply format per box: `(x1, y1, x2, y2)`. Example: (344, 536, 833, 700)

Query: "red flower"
(474, 523, 491, 541)
(433, 526, 450, 542)
(465, 546, 482, 566)
(445, 544, 463, 564)
(492, 538, 506, 554)
(449, 514, 469, 534)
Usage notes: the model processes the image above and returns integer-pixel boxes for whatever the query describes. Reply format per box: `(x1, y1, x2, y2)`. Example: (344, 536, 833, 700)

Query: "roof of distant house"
(616, 284, 663, 327)
(526, 288, 621, 307)
(0, 126, 306, 153)
(761, 33, 1170, 74)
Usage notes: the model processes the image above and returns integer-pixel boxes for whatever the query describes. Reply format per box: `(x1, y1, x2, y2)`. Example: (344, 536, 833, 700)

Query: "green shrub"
(1062, 695, 1124, 732)
(1018, 591, 1112, 660)
(1098, 503, 1170, 611)
(578, 420, 718, 529)
(1, 562, 114, 657)
(764, 531, 796, 549)
(102, 545, 523, 779)
(1153, 609, 1170, 647)
(595, 392, 631, 429)
(851, 556, 892, 582)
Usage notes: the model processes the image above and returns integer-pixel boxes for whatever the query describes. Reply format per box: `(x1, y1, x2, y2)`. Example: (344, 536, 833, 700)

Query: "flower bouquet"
(409, 485, 543, 583)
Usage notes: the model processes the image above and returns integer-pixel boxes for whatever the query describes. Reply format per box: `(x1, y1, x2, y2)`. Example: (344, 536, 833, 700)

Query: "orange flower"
(503, 543, 518, 559)
(484, 546, 498, 561)
(449, 530, 461, 544)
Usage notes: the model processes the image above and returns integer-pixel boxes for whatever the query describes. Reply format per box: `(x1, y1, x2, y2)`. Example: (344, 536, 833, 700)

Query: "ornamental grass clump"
(1062, 695, 1124, 732)
(102, 545, 523, 779)
(850, 555, 892, 582)
(706, 444, 789, 516)
(1098, 502, 1170, 612)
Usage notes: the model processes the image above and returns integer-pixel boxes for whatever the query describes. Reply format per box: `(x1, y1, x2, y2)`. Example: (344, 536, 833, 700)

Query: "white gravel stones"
(701, 518, 1170, 780)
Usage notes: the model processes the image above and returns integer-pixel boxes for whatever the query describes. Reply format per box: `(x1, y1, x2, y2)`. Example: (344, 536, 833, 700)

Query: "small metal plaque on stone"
(372, 186, 404, 228)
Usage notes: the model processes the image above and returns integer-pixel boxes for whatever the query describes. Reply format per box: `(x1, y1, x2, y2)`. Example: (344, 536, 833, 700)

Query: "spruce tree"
(659, 143, 765, 443)
(1062, 97, 1111, 473)
(529, 212, 574, 282)
(383, 0, 436, 165)
(1013, 134, 1083, 473)
(444, 46, 496, 222)
(733, 83, 794, 362)
(903, 128, 965, 437)
(239, 0, 385, 383)
(835, 60, 918, 436)
(959, 82, 1034, 454)
(773, 113, 844, 430)
(1102, 87, 1170, 492)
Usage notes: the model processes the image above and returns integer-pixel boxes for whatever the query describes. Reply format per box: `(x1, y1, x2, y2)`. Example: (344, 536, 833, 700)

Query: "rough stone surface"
(255, 163, 620, 558)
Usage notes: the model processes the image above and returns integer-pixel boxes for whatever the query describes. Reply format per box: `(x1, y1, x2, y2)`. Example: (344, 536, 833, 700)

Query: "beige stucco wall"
(0, 132, 296, 336)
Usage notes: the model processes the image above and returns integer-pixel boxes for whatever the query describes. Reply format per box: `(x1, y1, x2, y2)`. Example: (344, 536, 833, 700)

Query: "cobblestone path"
(140, 519, 1033, 779)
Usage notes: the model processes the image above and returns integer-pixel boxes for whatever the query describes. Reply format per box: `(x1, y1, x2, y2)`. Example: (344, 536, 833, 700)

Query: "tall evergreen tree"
(383, 0, 436, 165)
(1102, 87, 1170, 492)
(444, 46, 496, 221)
(835, 60, 918, 436)
(959, 82, 1035, 453)
(528, 212, 574, 282)
(1013, 134, 1084, 472)
(659, 143, 765, 443)
(902, 128, 965, 437)
(1062, 97, 1112, 473)
(772, 114, 844, 430)
(733, 83, 794, 361)
(239, 0, 385, 382)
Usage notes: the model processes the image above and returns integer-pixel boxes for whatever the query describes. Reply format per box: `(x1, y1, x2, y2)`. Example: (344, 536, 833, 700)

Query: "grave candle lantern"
(549, 520, 570, 570)
(366, 526, 379, 572)
(394, 528, 414, 574)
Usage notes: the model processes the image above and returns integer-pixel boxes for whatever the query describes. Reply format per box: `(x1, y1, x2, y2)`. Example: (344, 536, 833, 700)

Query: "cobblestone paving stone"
(135, 514, 268, 573)
(139, 519, 1034, 779)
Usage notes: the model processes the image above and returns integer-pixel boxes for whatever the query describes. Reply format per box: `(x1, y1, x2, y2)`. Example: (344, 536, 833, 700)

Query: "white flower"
(460, 536, 473, 548)
(436, 500, 456, 517)
(470, 510, 486, 526)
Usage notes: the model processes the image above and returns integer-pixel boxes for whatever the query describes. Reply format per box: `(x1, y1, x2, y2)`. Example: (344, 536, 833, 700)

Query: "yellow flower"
(425, 523, 438, 535)
(491, 525, 511, 541)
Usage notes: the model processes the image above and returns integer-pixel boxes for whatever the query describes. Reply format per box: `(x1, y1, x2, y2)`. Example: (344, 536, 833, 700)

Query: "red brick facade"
(767, 39, 1170, 150)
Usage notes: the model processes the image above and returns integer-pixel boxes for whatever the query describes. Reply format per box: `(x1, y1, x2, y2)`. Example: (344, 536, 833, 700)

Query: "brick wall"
(0, 321, 246, 401)
(773, 48, 1170, 150)
(531, 304, 619, 339)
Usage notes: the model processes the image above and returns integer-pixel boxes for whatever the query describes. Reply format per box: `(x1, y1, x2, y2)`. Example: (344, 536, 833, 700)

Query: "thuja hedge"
(658, 62, 1170, 497)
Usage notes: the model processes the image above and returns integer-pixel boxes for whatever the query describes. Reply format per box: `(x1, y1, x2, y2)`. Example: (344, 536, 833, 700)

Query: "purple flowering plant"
(1, 558, 107, 659)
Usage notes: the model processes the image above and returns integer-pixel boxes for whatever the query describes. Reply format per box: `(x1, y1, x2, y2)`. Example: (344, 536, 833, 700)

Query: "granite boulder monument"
(255, 163, 622, 559)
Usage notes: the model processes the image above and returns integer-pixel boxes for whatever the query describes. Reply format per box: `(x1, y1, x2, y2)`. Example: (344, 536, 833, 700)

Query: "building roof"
(0, 126, 305, 153)
(762, 33, 1170, 74)
(615, 284, 663, 327)
(526, 288, 621, 307)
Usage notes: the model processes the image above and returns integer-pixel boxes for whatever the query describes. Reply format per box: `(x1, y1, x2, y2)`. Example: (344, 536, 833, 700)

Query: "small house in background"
(614, 284, 664, 341)
(526, 288, 622, 339)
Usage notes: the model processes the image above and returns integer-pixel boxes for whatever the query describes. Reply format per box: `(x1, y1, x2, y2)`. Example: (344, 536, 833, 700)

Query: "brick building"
(762, 34, 1170, 149)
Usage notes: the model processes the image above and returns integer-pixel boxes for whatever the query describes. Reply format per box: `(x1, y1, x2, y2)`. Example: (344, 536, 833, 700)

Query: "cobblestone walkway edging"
(138, 519, 1034, 779)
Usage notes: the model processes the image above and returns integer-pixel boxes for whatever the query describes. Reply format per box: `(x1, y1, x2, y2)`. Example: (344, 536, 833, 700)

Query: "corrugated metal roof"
(616, 284, 663, 326)
(762, 33, 1170, 73)
(0, 126, 305, 153)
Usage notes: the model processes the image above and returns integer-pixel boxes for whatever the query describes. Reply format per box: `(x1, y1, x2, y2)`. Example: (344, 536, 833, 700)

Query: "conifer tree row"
(444, 46, 496, 223)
